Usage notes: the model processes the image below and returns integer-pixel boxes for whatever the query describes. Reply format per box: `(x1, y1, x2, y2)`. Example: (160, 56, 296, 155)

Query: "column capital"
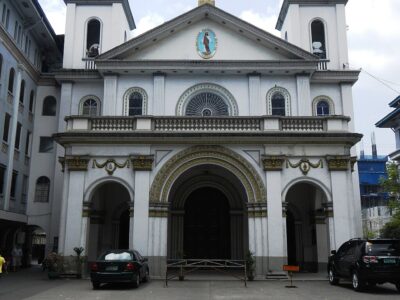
(326, 155, 351, 171)
(247, 202, 268, 218)
(149, 202, 169, 218)
(262, 155, 286, 171)
(131, 155, 154, 171)
(65, 155, 91, 171)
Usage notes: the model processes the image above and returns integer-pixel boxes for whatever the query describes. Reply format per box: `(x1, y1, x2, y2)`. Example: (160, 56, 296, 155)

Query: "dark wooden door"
(184, 187, 231, 259)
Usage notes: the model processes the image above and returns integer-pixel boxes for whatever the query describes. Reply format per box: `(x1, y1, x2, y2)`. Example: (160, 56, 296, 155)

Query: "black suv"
(328, 239, 400, 292)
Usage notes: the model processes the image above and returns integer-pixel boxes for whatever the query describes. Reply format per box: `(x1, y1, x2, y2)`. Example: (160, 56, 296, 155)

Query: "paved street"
(0, 267, 399, 300)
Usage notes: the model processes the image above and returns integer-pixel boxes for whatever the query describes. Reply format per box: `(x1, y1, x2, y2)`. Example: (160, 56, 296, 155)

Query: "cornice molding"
(311, 70, 360, 85)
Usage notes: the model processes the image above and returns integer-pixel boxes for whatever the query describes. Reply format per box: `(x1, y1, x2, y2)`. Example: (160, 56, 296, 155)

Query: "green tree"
(379, 162, 400, 238)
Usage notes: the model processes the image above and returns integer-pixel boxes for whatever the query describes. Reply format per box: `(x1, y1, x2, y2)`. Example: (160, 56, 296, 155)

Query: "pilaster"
(153, 72, 165, 115)
(248, 73, 261, 116)
(104, 75, 118, 115)
(296, 74, 311, 116)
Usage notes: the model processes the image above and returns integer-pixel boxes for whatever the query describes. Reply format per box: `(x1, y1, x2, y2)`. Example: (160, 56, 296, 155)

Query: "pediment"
(98, 4, 317, 62)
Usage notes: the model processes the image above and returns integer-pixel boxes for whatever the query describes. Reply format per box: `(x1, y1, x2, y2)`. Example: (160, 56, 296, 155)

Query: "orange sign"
(283, 265, 300, 272)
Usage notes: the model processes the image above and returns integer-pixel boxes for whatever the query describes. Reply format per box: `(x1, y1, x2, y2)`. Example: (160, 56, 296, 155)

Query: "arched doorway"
(88, 181, 131, 261)
(168, 164, 248, 260)
(184, 187, 231, 259)
(285, 182, 330, 272)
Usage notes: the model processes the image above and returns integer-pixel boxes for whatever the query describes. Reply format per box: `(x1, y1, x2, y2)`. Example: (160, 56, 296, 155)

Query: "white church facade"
(1, 0, 362, 277)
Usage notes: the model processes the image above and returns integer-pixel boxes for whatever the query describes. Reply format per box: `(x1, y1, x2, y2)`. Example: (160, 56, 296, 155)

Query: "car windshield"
(366, 241, 400, 256)
(100, 251, 134, 261)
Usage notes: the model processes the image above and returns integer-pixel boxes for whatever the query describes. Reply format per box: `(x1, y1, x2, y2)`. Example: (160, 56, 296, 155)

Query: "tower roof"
(64, 0, 135, 30)
(276, 0, 348, 30)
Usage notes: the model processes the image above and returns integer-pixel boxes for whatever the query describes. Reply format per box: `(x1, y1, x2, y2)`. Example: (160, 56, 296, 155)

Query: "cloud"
(38, 0, 66, 34)
(239, 10, 280, 36)
(133, 13, 165, 37)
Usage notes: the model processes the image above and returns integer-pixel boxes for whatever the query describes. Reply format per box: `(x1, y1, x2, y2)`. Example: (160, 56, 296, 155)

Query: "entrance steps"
(266, 272, 288, 280)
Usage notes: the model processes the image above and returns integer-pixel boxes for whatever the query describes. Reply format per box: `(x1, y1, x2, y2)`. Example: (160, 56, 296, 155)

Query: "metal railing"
(317, 59, 329, 70)
(165, 259, 247, 287)
(82, 58, 96, 70)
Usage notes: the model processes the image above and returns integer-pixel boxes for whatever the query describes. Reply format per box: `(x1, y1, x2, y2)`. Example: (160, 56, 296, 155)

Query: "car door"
(134, 251, 145, 278)
(341, 242, 357, 278)
(334, 242, 351, 277)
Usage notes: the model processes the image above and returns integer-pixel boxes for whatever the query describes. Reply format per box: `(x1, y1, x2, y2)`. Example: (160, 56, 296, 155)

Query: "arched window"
(123, 88, 148, 116)
(34, 176, 50, 203)
(312, 96, 334, 116)
(42, 96, 57, 116)
(267, 86, 291, 116)
(311, 19, 326, 59)
(79, 96, 100, 116)
(185, 92, 229, 116)
(129, 92, 143, 116)
(316, 101, 330, 116)
(19, 80, 25, 104)
(86, 19, 101, 57)
(8, 68, 15, 93)
(271, 93, 286, 116)
(29, 90, 35, 112)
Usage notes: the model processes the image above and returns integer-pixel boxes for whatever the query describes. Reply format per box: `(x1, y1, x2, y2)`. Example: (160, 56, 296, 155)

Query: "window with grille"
(129, 92, 143, 116)
(185, 92, 229, 116)
(271, 93, 286, 116)
(34, 176, 50, 203)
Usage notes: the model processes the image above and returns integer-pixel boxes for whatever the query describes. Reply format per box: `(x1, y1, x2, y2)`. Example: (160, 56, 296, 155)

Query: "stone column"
(323, 202, 336, 251)
(248, 73, 261, 116)
(129, 202, 135, 249)
(131, 155, 154, 255)
(61, 156, 90, 256)
(3, 65, 23, 211)
(327, 156, 354, 249)
(169, 210, 184, 259)
(147, 203, 169, 277)
(247, 202, 268, 276)
(296, 74, 311, 116)
(153, 72, 165, 115)
(104, 75, 118, 115)
(80, 201, 91, 252)
(262, 155, 286, 274)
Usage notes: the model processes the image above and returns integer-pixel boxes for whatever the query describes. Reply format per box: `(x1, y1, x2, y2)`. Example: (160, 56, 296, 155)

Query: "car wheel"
(142, 268, 150, 283)
(328, 267, 339, 285)
(395, 283, 400, 293)
(92, 281, 100, 290)
(132, 274, 140, 288)
(352, 271, 365, 292)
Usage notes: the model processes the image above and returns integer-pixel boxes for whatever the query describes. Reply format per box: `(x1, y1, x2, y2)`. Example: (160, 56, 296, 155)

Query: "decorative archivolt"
(176, 83, 239, 116)
(123, 87, 148, 116)
(266, 86, 291, 116)
(312, 95, 335, 116)
(149, 146, 266, 204)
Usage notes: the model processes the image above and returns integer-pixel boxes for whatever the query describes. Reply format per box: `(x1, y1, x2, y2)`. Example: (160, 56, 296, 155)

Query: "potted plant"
(44, 252, 63, 279)
(73, 247, 84, 279)
(245, 250, 255, 281)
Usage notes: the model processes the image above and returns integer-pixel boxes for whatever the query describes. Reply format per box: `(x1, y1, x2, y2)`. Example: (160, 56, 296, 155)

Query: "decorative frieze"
(92, 158, 131, 175)
(326, 156, 351, 171)
(262, 155, 286, 171)
(65, 156, 90, 171)
(149, 203, 169, 218)
(82, 202, 91, 218)
(131, 155, 154, 171)
(286, 158, 323, 175)
(247, 202, 267, 218)
(322, 202, 334, 218)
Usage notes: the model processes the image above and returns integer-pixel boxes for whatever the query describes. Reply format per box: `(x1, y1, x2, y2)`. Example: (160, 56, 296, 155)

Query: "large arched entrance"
(285, 182, 330, 272)
(168, 164, 248, 260)
(87, 181, 131, 261)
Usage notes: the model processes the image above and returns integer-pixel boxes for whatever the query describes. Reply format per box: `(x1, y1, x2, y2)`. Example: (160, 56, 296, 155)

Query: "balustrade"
(281, 118, 325, 132)
(90, 117, 136, 131)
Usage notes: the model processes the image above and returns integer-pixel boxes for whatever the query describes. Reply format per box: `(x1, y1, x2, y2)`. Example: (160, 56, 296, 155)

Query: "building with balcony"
(2, 0, 362, 277)
(0, 0, 61, 263)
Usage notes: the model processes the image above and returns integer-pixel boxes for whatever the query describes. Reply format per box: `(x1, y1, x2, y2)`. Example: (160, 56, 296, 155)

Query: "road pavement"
(0, 266, 398, 300)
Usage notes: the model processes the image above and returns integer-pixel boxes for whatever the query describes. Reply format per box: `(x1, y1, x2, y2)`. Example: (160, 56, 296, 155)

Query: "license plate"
(105, 266, 118, 271)
(383, 258, 396, 264)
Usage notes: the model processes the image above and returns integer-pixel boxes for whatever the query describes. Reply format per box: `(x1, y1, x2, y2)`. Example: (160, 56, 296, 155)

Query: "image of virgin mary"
(203, 32, 211, 54)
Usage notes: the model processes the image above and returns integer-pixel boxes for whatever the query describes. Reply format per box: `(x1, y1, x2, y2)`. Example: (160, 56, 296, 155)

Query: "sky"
(38, 0, 400, 156)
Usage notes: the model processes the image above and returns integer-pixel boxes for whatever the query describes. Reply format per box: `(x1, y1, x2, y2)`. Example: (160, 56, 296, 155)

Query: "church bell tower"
(276, 0, 349, 70)
(63, 0, 136, 69)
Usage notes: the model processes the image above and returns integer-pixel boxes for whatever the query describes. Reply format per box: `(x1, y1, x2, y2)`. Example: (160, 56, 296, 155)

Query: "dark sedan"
(90, 249, 150, 289)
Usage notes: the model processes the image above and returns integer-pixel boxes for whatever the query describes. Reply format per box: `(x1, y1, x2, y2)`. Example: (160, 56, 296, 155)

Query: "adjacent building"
(1, 0, 363, 277)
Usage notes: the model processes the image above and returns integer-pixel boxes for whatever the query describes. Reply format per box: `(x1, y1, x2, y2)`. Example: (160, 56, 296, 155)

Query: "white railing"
(281, 118, 325, 132)
(66, 116, 350, 133)
(154, 117, 262, 132)
(317, 59, 329, 71)
(82, 58, 96, 70)
(90, 117, 136, 131)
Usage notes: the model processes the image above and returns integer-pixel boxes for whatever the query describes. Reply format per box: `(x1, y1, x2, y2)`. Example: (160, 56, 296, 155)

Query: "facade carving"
(261, 155, 286, 171)
(131, 155, 154, 171)
(286, 158, 324, 175)
(92, 158, 131, 175)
